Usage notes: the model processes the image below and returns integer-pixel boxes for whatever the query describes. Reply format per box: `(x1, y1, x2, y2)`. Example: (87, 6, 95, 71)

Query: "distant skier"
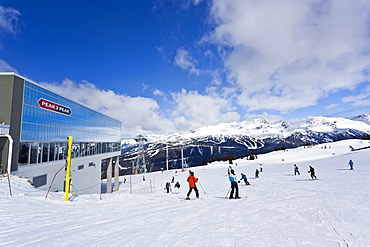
(240, 173, 250, 185)
(174, 181, 180, 192)
(308, 166, 317, 179)
(260, 164, 263, 172)
(143, 175, 145, 181)
(171, 176, 175, 183)
(255, 169, 259, 178)
(294, 164, 300, 175)
(186, 171, 199, 200)
(165, 182, 171, 193)
(228, 169, 240, 199)
(348, 160, 354, 170)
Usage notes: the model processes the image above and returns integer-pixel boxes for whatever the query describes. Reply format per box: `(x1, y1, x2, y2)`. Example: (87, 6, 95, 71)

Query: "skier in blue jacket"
(348, 160, 354, 170)
(228, 169, 240, 199)
(240, 173, 250, 185)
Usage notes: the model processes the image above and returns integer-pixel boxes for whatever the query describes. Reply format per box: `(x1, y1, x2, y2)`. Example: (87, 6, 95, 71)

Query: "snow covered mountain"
(118, 114, 370, 174)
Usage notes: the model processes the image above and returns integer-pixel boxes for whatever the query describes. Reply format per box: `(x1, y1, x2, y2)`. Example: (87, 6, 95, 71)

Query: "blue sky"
(1, 0, 370, 137)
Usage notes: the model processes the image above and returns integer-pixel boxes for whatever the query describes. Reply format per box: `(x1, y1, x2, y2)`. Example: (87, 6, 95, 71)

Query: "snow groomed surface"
(1, 139, 370, 246)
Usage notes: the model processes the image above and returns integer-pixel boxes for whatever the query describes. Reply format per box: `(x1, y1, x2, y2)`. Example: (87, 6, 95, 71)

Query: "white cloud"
(174, 48, 201, 75)
(153, 89, 165, 97)
(342, 88, 370, 107)
(244, 112, 284, 123)
(39, 79, 241, 137)
(325, 104, 339, 110)
(0, 5, 21, 34)
(171, 89, 240, 127)
(206, 0, 370, 113)
(40, 79, 176, 137)
(0, 59, 17, 73)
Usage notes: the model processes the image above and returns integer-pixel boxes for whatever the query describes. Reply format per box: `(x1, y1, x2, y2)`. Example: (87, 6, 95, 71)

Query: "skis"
(226, 196, 248, 199)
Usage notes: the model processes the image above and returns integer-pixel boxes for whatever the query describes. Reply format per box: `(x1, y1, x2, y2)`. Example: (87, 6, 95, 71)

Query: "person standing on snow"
(240, 173, 250, 185)
(348, 160, 354, 170)
(255, 169, 259, 178)
(227, 166, 232, 175)
(294, 164, 300, 175)
(308, 166, 317, 179)
(186, 171, 199, 200)
(228, 169, 240, 199)
(260, 164, 263, 172)
(165, 182, 171, 193)
(174, 181, 181, 193)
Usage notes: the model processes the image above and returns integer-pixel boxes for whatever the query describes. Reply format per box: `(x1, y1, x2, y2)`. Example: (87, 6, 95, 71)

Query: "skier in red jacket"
(186, 171, 199, 200)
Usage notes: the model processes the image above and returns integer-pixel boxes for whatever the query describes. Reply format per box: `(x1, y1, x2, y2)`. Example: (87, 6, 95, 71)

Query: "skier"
(294, 164, 300, 175)
(228, 169, 240, 199)
(227, 166, 232, 175)
(174, 181, 181, 193)
(186, 171, 199, 200)
(165, 182, 171, 193)
(240, 173, 250, 185)
(260, 164, 263, 172)
(255, 169, 259, 178)
(308, 166, 317, 179)
(171, 176, 175, 183)
(348, 160, 354, 170)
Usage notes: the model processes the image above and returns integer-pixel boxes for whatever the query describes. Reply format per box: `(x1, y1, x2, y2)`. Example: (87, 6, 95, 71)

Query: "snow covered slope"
(1, 139, 370, 246)
(120, 115, 370, 174)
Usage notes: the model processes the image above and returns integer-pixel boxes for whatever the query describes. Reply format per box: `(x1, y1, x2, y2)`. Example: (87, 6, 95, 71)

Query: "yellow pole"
(64, 136, 73, 201)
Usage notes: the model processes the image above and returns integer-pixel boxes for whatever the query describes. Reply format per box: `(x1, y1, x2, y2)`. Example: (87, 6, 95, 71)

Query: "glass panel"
(19, 142, 30, 165)
(42, 143, 49, 162)
(30, 142, 40, 164)
(49, 143, 56, 161)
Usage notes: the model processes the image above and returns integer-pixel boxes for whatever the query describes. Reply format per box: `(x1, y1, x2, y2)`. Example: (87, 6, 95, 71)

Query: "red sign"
(37, 98, 72, 116)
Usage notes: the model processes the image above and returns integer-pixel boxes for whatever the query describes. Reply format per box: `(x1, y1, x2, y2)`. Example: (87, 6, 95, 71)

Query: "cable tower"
(134, 135, 147, 174)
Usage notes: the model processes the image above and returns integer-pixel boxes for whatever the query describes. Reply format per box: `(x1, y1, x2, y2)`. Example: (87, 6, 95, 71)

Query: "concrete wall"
(17, 151, 121, 195)
(0, 74, 24, 171)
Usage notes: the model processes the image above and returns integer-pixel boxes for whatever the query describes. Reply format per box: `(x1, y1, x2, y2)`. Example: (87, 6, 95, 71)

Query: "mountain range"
(114, 114, 370, 175)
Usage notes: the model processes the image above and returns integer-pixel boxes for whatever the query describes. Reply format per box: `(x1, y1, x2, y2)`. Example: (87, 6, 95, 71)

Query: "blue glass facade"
(22, 81, 121, 142)
(18, 81, 121, 165)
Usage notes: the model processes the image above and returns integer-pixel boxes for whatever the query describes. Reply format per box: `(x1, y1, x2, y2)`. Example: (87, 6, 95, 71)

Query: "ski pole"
(225, 187, 231, 198)
(198, 181, 206, 193)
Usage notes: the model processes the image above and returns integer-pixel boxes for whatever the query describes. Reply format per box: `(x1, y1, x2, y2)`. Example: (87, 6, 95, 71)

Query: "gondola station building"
(0, 73, 122, 194)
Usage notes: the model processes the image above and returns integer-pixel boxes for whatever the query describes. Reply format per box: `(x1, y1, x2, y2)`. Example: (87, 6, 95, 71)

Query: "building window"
(18, 141, 120, 165)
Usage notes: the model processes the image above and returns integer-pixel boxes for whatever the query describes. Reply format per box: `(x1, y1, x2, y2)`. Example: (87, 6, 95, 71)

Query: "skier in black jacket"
(308, 166, 317, 179)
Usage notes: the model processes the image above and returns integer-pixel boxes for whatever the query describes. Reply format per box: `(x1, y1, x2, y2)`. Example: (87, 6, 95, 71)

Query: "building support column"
(114, 156, 119, 192)
(106, 158, 112, 193)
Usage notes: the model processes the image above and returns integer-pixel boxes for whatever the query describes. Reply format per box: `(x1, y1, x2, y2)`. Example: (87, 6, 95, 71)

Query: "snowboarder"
(308, 166, 317, 179)
(255, 169, 259, 178)
(186, 171, 199, 200)
(228, 169, 240, 199)
(294, 164, 300, 175)
(348, 160, 354, 170)
(240, 173, 250, 185)
(260, 164, 263, 172)
(165, 182, 171, 193)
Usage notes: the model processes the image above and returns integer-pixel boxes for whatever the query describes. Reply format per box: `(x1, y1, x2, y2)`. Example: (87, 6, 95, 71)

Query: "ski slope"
(1, 139, 370, 247)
